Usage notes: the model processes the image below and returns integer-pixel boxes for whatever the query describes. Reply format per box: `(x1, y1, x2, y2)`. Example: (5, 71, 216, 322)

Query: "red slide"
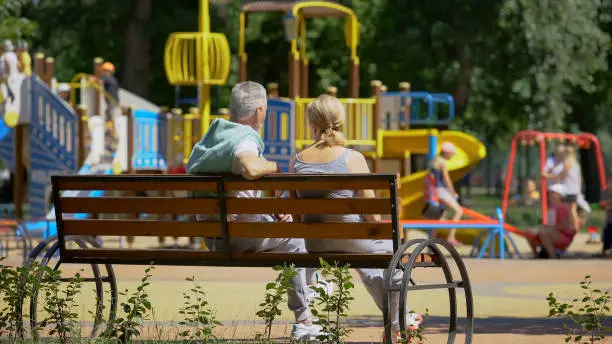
(461, 207, 537, 241)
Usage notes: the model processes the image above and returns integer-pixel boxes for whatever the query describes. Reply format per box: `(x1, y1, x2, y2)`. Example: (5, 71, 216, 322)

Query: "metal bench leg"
(388, 238, 473, 344)
(23, 235, 118, 338)
(383, 239, 426, 342)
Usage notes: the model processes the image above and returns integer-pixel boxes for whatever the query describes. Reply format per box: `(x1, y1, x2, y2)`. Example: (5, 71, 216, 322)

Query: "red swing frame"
(501, 130, 607, 225)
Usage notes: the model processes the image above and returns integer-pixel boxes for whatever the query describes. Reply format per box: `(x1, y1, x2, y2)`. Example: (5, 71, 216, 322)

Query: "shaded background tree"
(3, 0, 611, 165)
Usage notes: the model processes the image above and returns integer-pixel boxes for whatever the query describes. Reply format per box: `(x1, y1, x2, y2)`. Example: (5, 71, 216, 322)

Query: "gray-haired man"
(187, 81, 320, 340)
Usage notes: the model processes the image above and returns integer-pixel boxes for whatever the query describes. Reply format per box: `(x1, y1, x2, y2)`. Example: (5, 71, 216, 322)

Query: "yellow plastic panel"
(295, 97, 376, 147)
(164, 32, 230, 86)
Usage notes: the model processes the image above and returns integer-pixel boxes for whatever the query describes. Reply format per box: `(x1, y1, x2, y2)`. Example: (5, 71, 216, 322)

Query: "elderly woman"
(290, 94, 422, 340)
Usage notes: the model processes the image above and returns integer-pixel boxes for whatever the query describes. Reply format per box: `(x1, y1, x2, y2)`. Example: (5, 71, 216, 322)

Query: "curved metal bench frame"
(20, 235, 118, 337)
(0, 214, 34, 264)
(383, 238, 474, 343)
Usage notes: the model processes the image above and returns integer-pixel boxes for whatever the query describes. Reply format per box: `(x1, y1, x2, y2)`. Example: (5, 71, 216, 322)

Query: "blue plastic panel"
(132, 109, 167, 170)
(381, 91, 455, 126)
(262, 98, 295, 172)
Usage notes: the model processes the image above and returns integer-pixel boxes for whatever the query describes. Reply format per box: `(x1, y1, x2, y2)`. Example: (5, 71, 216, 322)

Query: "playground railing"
(29, 76, 80, 217)
(400, 208, 522, 259)
(294, 97, 376, 149)
(380, 91, 455, 128)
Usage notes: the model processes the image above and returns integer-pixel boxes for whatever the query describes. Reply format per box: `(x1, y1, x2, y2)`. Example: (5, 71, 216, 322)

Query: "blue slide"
(0, 120, 11, 141)
(0, 117, 15, 163)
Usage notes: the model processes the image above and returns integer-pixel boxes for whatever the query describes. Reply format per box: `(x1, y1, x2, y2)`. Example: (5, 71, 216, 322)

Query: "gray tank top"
(430, 158, 448, 188)
(292, 148, 360, 223)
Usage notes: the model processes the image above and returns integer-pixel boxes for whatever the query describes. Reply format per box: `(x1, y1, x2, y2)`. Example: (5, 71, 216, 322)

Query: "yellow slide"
(377, 129, 486, 219)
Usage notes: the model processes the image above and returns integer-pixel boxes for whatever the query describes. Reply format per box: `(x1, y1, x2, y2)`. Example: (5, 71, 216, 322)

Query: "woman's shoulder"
(346, 148, 366, 162)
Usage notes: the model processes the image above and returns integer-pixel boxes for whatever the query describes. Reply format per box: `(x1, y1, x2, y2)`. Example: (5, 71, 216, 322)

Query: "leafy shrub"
(255, 264, 297, 341)
(178, 276, 222, 341)
(311, 258, 354, 343)
(39, 269, 84, 344)
(547, 275, 611, 343)
(0, 259, 43, 339)
(102, 266, 155, 343)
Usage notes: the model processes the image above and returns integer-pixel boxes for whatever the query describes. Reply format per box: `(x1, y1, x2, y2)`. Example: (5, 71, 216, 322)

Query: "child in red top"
(529, 184, 576, 258)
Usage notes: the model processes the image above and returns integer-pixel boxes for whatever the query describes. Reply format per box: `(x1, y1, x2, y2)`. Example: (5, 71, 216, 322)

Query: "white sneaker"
(406, 312, 424, 330)
(291, 323, 322, 341)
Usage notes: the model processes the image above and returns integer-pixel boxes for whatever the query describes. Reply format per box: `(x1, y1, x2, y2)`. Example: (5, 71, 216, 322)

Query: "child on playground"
(543, 145, 582, 231)
(528, 184, 576, 258)
(509, 178, 540, 206)
(428, 142, 463, 246)
(598, 175, 612, 256)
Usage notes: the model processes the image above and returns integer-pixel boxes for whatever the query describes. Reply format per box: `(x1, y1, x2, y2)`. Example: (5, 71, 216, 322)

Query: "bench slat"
(59, 197, 219, 214)
(231, 252, 393, 268)
(229, 222, 392, 239)
(225, 180, 391, 191)
(61, 249, 393, 268)
(56, 180, 218, 192)
(226, 198, 391, 214)
(63, 249, 225, 264)
(63, 219, 221, 237)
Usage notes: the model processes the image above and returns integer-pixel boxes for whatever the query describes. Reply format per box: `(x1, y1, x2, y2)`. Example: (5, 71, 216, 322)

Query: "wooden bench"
(31, 173, 474, 342)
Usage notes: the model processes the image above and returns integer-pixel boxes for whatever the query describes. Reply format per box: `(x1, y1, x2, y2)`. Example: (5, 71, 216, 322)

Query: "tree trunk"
(122, 0, 152, 98)
(454, 57, 472, 117)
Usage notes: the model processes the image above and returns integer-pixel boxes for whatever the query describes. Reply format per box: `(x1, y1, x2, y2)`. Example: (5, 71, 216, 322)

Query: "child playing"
(509, 179, 540, 206)
(429, 142, 463, 245)
(528, 184, 576, 258)
(543, 146, 582, 231)
(599, 175, 612, 256)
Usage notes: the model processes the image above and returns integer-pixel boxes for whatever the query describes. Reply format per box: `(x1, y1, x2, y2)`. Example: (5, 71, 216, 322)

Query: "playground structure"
(239, 1, 361, 98)
(0, 53, 176, 241)
(163, 0, 230, 136)
(161, 0, 516, 256)
(497, 131, 607, 241)
(0, 0, 514, 259)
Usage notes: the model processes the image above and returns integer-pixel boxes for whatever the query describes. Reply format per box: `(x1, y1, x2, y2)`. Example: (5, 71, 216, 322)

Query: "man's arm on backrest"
(235, 151, 279, 180)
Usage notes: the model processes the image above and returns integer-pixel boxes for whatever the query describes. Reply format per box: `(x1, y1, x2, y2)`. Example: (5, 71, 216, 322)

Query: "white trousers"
(205, 232, 311, 322)
(306, 239, 403, 330)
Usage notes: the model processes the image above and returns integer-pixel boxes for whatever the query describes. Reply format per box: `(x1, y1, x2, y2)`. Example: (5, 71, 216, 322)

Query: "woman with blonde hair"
(290, 94, 421, 340)
(543, 145, 582, 230)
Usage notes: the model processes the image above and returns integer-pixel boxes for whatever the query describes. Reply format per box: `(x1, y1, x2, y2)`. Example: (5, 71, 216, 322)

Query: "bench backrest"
(51, 174, 400, 268)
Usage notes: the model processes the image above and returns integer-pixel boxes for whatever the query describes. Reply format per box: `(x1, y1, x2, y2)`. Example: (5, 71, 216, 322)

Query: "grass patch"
(465, 193, 607, 231)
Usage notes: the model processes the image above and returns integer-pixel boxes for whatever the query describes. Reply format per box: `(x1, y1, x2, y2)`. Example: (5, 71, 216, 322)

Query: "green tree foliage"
(0, 0, 37, 41)
(496, 0, 610, 132)
(12, 0, 612, 148)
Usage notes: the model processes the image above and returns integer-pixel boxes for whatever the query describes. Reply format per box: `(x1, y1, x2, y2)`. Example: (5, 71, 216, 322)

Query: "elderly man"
(186, 81, 321, 340)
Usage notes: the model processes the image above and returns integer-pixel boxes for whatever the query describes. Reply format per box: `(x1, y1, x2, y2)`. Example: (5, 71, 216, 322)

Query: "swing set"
(501, 130, 607, 227)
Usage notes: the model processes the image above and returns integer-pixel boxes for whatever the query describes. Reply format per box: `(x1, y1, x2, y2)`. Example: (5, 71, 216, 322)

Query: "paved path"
(5, 233, 611, 343)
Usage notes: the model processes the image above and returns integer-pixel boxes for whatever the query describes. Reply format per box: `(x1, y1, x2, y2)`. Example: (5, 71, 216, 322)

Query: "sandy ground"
(3, 232, 611, 343)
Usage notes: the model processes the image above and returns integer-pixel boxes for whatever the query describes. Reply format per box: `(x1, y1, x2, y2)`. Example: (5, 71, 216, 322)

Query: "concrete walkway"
(6, 232, 611, 343)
